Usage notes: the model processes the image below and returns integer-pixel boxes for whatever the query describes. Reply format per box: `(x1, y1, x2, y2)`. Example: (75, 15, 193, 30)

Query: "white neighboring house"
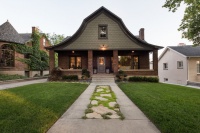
(158, 45, 200, 85)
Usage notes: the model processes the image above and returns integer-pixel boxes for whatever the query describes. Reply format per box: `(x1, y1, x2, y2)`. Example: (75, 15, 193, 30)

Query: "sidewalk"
(47, 82, 160, 133)
(0, 79, 47, 90)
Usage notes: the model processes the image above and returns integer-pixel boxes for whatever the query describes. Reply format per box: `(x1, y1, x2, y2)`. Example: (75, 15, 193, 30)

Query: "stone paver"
(100, 93, 112, 97)
(109, 102, 117, 108)
(91, 100, 98, 105)
(0, 79, 47, 90)
(47, 82, 160, 133)
(95, 96, 108, 101)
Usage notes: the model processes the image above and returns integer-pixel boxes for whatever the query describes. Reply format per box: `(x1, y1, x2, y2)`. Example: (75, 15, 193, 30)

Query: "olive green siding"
(62, 13, 147, 50)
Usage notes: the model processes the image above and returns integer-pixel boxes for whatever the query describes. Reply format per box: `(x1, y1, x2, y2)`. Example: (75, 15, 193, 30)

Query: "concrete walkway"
(47, 82, 160, 133)
(0, 79, 47, 90)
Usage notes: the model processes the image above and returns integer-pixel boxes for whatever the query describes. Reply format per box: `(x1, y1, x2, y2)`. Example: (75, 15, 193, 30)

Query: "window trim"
(177, 61, 183, 69)
(98, 24, 108, 39)
(197, 61, 200, 74)
(163, 63, 168, 70)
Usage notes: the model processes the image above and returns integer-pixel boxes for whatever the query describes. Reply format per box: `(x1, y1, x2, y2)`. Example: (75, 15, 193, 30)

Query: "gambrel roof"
(47, 6, 163, 51)
(0, 21, 25, 44)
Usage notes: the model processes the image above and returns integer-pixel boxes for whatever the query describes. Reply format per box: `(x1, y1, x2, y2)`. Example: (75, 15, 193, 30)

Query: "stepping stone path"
(83, 85, 124, 120)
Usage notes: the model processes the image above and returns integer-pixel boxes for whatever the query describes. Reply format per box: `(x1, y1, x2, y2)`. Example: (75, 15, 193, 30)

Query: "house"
(46, 7, 163, 78)
(0, 21, 50, 77)
(158, 45, 200, 85)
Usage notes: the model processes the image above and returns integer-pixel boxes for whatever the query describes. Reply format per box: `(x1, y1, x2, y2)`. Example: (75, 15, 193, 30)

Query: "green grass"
(119, 82, 200, 133)
(0, 82, 88, 133)
(0, 74, 26, 81)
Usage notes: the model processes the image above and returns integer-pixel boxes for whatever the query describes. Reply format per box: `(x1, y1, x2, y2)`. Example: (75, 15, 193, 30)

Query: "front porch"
(49, 49, 158, 78)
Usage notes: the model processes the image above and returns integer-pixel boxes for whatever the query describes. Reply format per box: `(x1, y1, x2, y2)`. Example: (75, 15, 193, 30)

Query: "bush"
(0, 74, 26, 81)
(48, 67, 62, 81)
(116, 70, 127, 81)
(62, 75, 78, 81)
(82, 68, 90, 79)
(128, 76, 159, 83)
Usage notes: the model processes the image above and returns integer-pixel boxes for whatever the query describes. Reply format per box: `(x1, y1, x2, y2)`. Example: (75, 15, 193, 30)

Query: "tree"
(45, 33, 65, 46)
(163, 0, 200, 45)
(45, 33, 65, 67)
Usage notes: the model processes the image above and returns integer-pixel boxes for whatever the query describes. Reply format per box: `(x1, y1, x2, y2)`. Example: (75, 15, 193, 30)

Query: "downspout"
(187, 57, 189, 85)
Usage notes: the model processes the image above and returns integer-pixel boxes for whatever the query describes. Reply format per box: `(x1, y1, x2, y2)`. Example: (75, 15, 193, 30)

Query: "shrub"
(48, 67, 62, 81)
(82, 68, 90, 79)
(116, 70, 127, 81)
(128, 76, 159, 83)
(62, 75, 78, 81)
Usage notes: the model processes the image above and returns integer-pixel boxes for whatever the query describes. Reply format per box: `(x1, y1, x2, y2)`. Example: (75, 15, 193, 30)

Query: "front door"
(98, 57, 105, 73)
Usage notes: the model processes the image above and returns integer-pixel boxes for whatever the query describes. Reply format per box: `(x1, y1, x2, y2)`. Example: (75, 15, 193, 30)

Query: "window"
(70, 57, 82, 69)
(163, 63, 168, 70)
(177, 61, 183, 69)
(164, 78, 168, 82)
(0, 44, 14, 67)
(99, 25, 108, 39)
(43, 38, 46, 46)
(197, 61, 200, 73)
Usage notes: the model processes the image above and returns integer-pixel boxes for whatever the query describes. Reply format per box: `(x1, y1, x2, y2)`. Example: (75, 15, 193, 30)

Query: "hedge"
(128, 76, 159, 83)
(62, 75, 78, 81)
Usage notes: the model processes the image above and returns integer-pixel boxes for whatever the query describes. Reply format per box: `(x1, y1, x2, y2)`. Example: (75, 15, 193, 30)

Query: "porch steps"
(92, 74, 115, 83)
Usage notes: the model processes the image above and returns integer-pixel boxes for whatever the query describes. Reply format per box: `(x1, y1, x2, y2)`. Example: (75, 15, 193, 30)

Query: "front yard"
(0, 82, 88, 133)
(119, 82, 200, 133)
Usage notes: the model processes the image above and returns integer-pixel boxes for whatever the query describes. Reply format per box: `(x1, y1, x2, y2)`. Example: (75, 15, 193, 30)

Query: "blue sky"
(0, 0, 191, 55)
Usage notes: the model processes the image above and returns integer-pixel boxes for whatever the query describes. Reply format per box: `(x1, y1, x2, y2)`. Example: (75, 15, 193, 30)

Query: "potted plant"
(106, 67, 110, 74)
(93, 67, 97, 74)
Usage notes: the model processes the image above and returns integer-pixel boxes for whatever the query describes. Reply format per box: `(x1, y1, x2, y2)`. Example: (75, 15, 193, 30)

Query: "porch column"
(88, 50, 93, 75)
(153, 49, 158, 75)
(113, 50, 118, 74)
(49, 50, 55, 73)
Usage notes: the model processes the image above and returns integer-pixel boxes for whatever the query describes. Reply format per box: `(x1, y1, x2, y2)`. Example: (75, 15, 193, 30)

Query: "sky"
(0, 0, 192, 56)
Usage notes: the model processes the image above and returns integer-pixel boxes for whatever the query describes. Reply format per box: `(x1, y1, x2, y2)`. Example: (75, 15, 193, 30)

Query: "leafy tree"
(45, 33, 65, 66)
(45, 33, 65, 46)
(163, 0, 200, 45)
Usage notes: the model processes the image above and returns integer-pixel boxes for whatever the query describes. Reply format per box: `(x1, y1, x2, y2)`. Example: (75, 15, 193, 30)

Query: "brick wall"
(113, 50, 118, 73)
(88, 50, 93, 75)
(49, 50, 55, 72)
(58, 52, 68, 69)
(139, 52, 149, 69)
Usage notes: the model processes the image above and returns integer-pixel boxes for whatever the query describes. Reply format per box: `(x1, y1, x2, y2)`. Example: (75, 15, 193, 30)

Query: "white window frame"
(177, 61, 183, 69)
(163, 63, 168, 70)
(197, 61, 200, 74)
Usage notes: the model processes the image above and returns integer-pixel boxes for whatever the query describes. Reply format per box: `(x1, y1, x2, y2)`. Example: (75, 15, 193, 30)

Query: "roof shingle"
(169, 45, 200, 57)
(0, 21, 25, 44)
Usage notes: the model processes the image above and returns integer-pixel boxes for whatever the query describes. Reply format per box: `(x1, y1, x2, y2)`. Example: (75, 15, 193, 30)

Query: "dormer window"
(99, 25, 108, 39)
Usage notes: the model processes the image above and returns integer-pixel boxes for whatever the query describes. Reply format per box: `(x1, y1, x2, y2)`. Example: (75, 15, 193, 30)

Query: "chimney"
(139, 28, 145, 40)
(32, 27, 39, 33)
(178, 43, 186, 46)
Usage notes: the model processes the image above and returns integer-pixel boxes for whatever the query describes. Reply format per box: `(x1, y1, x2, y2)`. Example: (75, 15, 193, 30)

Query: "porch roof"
(46, 7, 163, 51)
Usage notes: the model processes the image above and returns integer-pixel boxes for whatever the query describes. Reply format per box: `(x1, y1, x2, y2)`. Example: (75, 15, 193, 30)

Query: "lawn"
(118, 82, 200, 133)
(0, 74, 26, 81)
(0, 82, 88, 133)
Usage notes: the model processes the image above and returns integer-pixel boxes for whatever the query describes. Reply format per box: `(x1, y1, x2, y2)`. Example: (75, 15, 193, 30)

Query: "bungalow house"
(158, 45, 200, 86)
(0, 21, 50, 77)
(46, 7, 163, 78)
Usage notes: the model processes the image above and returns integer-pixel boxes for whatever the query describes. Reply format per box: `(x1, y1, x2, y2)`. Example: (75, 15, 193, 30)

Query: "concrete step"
(92, 77, 115, 83)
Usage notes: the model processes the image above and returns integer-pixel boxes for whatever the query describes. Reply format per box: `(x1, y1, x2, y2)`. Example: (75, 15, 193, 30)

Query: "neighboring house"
(158, 45, 200, 85)
(0, 21, 50, 77)
(46, 7, 163, 78)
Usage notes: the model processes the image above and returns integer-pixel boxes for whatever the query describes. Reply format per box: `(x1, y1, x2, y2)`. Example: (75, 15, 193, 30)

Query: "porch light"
(72, 51, 75, 53)
(132, 51, 134, 53)
(100, 44, 108, 50)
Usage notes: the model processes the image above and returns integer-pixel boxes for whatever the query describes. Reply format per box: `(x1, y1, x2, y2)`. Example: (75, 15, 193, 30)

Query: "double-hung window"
(177, 61, 183, 69)
(163, 63, 168, 70)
